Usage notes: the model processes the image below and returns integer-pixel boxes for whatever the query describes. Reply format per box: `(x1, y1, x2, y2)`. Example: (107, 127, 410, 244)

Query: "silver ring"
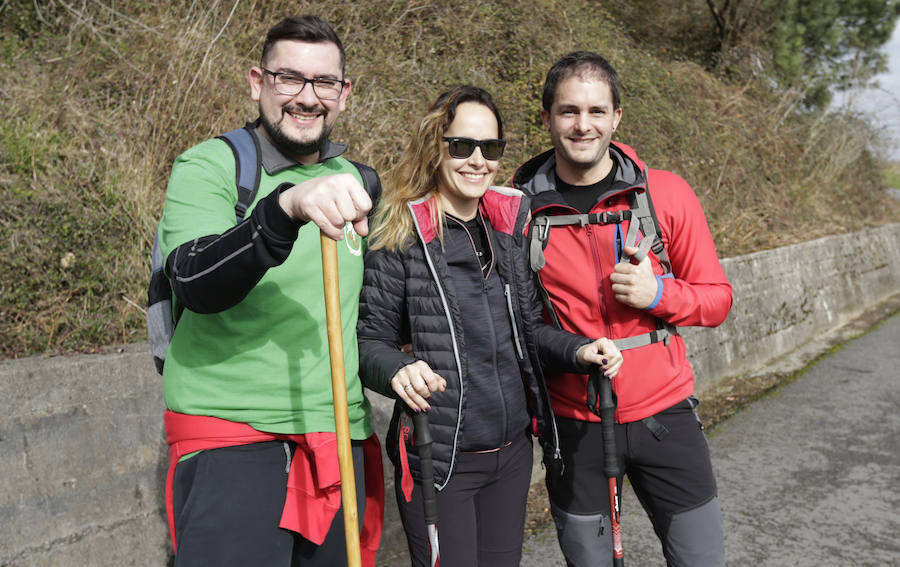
(404, 383, 413, 391)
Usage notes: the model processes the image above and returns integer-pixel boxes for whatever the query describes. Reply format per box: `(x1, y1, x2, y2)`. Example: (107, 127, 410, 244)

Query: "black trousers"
(172, 440, 366, 567)
(547, 397, 724, 567)
(396, 432, 533, 567)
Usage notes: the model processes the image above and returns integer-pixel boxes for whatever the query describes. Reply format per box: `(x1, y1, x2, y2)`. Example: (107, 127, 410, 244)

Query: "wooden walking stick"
(321, 234, 362, 567)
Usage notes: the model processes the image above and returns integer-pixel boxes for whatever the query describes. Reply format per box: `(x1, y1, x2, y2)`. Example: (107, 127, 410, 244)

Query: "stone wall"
(1, 223, 898, 566)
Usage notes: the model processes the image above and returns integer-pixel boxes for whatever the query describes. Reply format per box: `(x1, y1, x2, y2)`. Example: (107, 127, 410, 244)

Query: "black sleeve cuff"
(252, 183, 307, 243)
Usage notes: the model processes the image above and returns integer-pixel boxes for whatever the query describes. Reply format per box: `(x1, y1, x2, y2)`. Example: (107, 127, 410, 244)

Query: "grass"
(1, 0, 898, 359)
(885, 162, 900, 188)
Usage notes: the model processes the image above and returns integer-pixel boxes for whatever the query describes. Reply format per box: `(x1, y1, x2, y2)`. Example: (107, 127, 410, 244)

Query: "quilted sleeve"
(357, 247, 416, 397)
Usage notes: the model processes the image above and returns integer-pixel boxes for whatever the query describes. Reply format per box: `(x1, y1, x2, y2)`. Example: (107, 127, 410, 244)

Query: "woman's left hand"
(576, 337, 623, 378)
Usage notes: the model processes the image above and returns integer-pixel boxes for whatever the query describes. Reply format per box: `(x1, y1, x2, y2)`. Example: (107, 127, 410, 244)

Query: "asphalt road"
(521, 312, 900, 566)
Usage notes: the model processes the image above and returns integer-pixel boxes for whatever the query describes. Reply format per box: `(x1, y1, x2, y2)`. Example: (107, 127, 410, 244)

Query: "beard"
(259, 103, 332, 158)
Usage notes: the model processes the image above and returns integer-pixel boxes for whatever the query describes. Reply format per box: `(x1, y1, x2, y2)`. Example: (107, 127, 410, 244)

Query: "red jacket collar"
(407, 186, 526, 244)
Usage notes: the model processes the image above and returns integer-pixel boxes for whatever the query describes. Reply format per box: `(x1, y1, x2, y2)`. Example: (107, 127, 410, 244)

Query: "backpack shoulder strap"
(217, 125, 261, 222)
(618, 180, 678, 351)
(348, 159, 382, 213)
(529, 211, 632, 272)
(527, 183, 678, 351)
(641, 183, 671, 270)
(622, 177, 671, 274)
(148, 126, 259, 376)
(218, 127, 382, 223)
(147, 229, 174, 374)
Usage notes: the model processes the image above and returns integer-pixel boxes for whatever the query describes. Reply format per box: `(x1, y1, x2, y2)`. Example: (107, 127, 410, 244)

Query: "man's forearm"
(168, 190, 301, 313)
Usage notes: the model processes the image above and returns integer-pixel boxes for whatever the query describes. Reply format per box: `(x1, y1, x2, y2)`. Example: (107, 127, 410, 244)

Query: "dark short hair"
(261, 15, 346, 75)
(430, 85, 504, 140)
(542, 51, 621, 111)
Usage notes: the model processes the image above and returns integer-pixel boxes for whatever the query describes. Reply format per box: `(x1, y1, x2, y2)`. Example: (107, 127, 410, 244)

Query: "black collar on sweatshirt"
(556, 159, 618, 214)
(248, 118, 348, 175)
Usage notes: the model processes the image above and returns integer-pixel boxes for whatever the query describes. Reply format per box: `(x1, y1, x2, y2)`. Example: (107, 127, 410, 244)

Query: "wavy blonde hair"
(368, 85, 504, 252)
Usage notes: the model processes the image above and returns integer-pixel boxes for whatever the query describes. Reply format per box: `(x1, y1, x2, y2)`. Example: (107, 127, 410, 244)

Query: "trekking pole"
(412, 411, 440, 567)
(321, 234, 362, 567)
(596, 367, 624, 566)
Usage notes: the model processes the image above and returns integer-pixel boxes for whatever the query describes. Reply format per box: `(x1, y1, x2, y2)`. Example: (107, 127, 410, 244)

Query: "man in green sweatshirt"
(157, 15, 383, 567)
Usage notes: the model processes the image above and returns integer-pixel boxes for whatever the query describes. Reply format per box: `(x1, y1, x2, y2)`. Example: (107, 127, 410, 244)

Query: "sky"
(831, 21, 900, 161)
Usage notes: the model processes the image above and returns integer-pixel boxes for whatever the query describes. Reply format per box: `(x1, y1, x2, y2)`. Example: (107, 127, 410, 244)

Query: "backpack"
(527, 184, 677, 416)
(147, 125, 380, 374)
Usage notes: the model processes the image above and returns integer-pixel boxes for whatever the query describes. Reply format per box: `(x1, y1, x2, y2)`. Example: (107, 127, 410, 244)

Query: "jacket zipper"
(586, 224, 613, 338)
(484, 284, 508, 445)
(473, 221, 508, 444)
(410, 211, 464, 492)
(506, 249, 561, 465)
(504, 284, 525, 360)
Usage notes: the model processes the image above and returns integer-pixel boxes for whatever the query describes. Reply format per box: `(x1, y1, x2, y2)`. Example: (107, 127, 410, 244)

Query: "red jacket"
(513, 142, 732, 423)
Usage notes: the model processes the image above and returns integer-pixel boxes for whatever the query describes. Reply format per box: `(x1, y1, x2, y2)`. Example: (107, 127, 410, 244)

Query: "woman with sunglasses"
(357, 85, 622, 567)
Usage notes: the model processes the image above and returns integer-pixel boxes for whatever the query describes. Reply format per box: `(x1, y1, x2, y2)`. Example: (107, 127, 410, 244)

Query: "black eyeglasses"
(262, 69, 345, 100)
(442, 137, 506, 161)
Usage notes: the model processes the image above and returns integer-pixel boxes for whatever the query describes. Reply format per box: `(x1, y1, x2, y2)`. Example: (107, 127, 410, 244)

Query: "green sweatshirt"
(158, 132, 373, 438)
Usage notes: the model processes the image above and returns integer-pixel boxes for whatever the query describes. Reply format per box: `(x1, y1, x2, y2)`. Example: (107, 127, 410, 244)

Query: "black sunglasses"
(442, 137, 506, 161)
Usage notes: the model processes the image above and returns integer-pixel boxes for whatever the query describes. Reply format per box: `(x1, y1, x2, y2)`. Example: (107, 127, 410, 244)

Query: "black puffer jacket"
(358, 186, 591, 490)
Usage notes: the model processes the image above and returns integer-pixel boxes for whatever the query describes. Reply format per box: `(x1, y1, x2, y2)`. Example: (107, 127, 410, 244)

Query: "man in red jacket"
(513, 51, 733, 567)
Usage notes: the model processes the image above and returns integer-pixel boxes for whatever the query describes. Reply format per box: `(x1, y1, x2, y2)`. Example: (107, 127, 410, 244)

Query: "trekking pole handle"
(597, 368, 619, 479)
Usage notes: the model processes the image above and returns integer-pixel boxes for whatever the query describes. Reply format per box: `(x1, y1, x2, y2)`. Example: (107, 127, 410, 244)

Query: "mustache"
(284, 104, 326, 117)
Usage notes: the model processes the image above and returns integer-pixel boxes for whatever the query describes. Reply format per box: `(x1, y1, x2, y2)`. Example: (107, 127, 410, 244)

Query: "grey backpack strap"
(217, 125, 261, 222)
(621, 188, 671, 274)
(529, 212, 630, 272)
(528, 204, 677, 349)
(149, 125, 259, 375)
(529, 216, 551, 272)
(616, 188, 678, 350)
(612, 325, 676, 351)
(528, 215, 567, 329)
(529, 211, 633, 330)
(147, 230, 175, 374)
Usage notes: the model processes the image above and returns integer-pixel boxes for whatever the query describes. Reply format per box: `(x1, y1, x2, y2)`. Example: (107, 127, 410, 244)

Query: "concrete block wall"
(0, 349, 169, 566)
(683, 223, 900, 393)
(1, 223, 898, 566)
